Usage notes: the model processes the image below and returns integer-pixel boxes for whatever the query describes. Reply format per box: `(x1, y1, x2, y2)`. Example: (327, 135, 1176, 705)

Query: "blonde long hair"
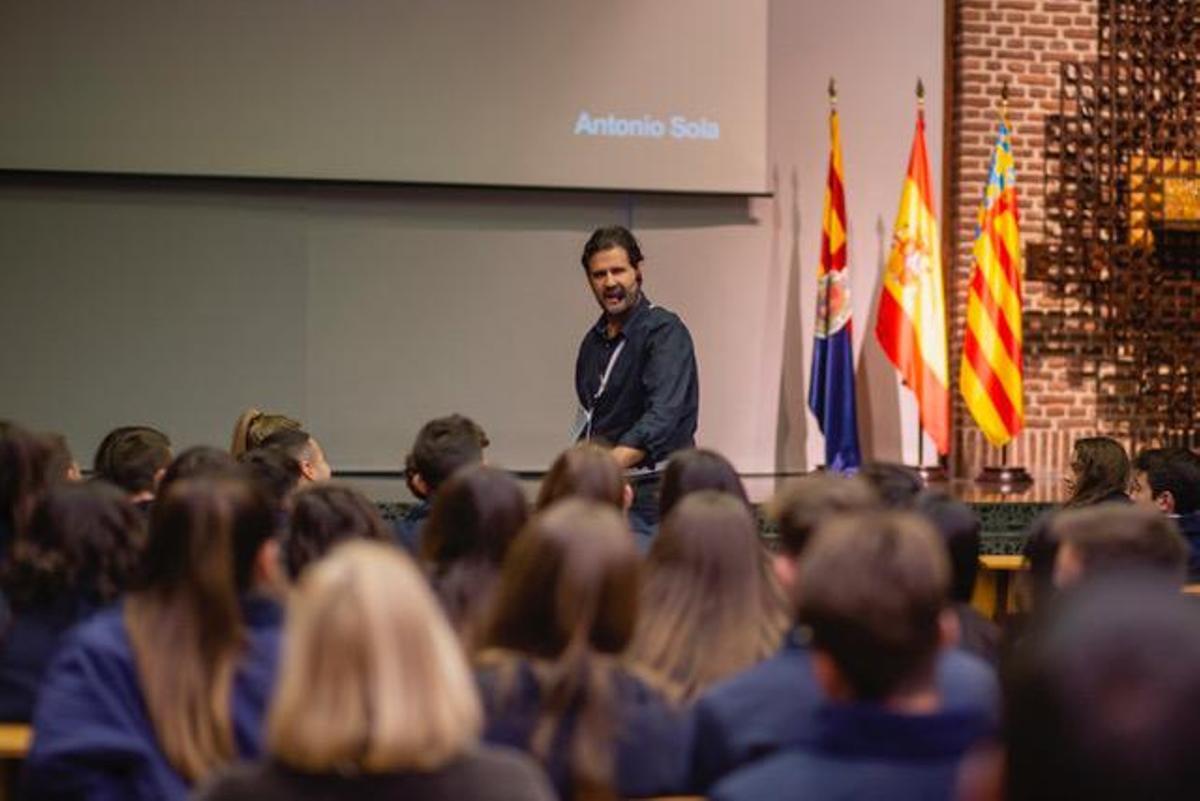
(628, 491, 789, 702)
(268, 541, 481, 772)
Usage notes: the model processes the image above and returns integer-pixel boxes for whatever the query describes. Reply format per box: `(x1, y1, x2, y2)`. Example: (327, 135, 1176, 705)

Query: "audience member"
(476, 499, 688, 800)
(0, 483, 144, 721)
(628, 491, 787, 702)
(0, 421, 55, 557)
(711, 512, 994, 801)
(657, 448, 750, 519)
(916, 491, 1000, 665)
(92, 424, 172, 514)
(229, 409, 301, 459)
(41, 432, 82, 483)
(260, 428, 332, 484)
(1002, 576, 1200, 801)
(857, 462, 923, 509)
(1063, 435, 1130, 507)
(237, 447, 303, 514)
(1130, 447, 1200, 576)
(687, 475, 997, 793)
(281, 483, 391, 581)
(397, 414, 489, 552)
(535, 442, 627, 512)
(194, 542, 554, 801)
(1051, 502, 1188, 589)
(26, 476, 284, 801)
(157, 445, 239, 498)
(421, 466, 529, 647)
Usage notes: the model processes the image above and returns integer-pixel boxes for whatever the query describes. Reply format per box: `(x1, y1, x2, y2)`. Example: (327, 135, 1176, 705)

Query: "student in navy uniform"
(395, 415, 489, 553)
(474, 498, 689, 800)
(422, 466, 528, 648)
(194, 542, 554, 801)
(280, 483, 393, 581)
(0, 482, 143, 722)
(710, 511, 994, 801)
(26, 475, 285, 801)
(687, 474, 999, 792)
(1129, 447, 1200, 578)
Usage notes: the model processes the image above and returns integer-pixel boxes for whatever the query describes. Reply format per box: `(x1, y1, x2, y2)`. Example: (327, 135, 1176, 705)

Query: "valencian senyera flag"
(874, 103, 951, 455)
(808, 104, 862, 472)
(960, 116, 1024, 447)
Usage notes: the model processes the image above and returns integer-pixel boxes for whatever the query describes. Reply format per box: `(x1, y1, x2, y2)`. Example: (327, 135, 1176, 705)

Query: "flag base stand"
(914, 464, 950, 485)
(974, 465, 1033, 494)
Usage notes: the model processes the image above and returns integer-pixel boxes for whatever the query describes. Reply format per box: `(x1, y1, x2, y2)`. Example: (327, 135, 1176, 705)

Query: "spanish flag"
(874, 104, 950, 455)
(960, 116, 1023, 447)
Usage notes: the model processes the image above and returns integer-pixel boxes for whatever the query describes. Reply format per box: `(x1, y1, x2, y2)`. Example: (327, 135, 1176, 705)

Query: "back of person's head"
(480, 498, 639, 800)
(158, 446, 239, 499)
(1051, 502, 1188, 588)
(124, 476, 276, 782)
(915, 491, 982, 603)
(629, 491, 786, 701)
(41, 432, 81, 483)
(405, 414, 489, 500)
(230, 408, 301, 458)
(1066, 435, 1130, 507)
(1134, 447, 1200, 515)
(283, 483, 391, 580)
(261, 428, 331, 483)
(268, 541, 481, 773)
(1005, 576, 1200, 800)
(93, 425, 172, 496)
(1, 481, 144, 610)
(0, 421, 54, 538)
(237, 446, 303, 510)
(536, 442, 625, 511)
(769, 472, 880, 557)
(856, 462, 923, 509)
(658, 448, 749, 519)
(797, 511, 949, 701)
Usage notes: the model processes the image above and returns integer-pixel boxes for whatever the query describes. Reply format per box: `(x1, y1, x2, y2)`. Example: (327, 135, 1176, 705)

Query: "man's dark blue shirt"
(575, 295, 698, 469)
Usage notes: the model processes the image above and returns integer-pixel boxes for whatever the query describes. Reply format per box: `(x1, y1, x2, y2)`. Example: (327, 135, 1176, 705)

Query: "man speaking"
(573, 225, 699, 541)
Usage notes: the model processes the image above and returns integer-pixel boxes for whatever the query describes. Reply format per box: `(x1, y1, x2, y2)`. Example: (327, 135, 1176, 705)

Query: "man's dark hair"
(405, 414, 488, 497)
(283, 483, 391, 580)
(1051, 502, 1188, 585)
(857, 462, 923, 509)
(92, 426, 172, 495)
(915, 491, 982, 603)
(797, 511, 949, 700)
(1136, 447, 1200, 514)
(238, 447, 303, 509)
(769, 473, 879, 557)
(158, 446, 238, 499)
(260, 428, 315, 460)
(1006, 576, 1200, 801)
(580, 225, 645, 271)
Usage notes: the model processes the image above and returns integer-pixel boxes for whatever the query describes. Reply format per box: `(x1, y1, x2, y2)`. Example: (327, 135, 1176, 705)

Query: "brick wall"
(950, 0, 1103, 479)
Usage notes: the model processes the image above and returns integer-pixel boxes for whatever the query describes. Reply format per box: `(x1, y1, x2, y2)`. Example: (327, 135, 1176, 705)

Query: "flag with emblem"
(808, 98, 862, 472)
(960, 116, 1024, 447)
(874, 99, 950, 455)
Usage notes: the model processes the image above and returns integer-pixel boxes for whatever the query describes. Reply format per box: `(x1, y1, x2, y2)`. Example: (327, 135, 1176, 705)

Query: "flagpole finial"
(916, 78, 925, 105)
(828, 77, 837, 106)
(1000, 81, 1010, 113)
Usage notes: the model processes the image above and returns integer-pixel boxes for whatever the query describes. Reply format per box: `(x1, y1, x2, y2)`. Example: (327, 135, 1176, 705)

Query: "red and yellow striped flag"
(875, 106, 951, 455)
(960, 117, 1023, 447)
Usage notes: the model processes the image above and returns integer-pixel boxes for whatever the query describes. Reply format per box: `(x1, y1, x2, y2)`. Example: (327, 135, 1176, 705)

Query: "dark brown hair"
(124, 476, 276, 781)
(405, 414, 489, 497)
(769, 473, 879, 556)
(93, 425, 172, 495)
(0, 421, 54, 543)
(479, 499, 640, 801)
(797, 511, 949, 700)
(1052, 502, 1188, 585)
(658, 449, 749, 519)
(421, 466, 529, 644)
(536, 443, 625, 511)
(1065, 436, 1130, 507)
(629, 491, 787, 701)
(158, 446, 239, 499)
(283, 483, 391, 580)
(1, 482, 144, 610)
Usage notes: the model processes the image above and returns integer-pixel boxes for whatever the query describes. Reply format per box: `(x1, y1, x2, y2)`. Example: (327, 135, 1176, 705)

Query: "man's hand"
(610, 445, 646, 469)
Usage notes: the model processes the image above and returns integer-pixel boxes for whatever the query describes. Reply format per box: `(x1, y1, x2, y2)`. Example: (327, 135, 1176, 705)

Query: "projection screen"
(0, 0, 768, 194)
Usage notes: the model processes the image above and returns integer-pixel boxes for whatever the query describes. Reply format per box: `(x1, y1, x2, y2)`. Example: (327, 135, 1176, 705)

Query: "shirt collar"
(591, 294, 652, 340)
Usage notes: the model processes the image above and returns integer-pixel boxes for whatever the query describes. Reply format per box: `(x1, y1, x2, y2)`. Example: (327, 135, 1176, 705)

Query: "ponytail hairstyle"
(479, 499, 639, 801)
(230, 408, 301, 458)
(123, 476, 275, 782)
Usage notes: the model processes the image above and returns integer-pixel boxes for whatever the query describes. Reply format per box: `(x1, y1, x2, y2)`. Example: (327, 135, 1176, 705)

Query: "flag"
(808, 105, 862, 472)
(874, 106, 951, 455)
(960, 117, 1024, 446)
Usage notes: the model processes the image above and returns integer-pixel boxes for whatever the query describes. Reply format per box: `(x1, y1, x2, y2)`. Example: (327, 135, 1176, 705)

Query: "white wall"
(0, 0, 945, 488)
